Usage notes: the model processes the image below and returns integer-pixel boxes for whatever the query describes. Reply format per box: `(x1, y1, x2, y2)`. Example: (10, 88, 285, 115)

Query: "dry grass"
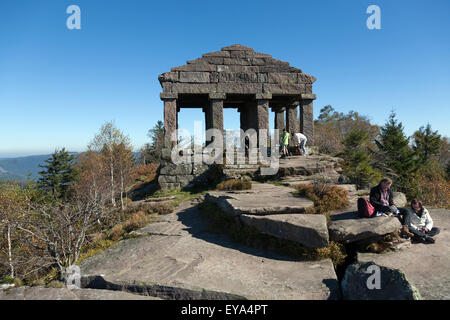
(216, 179, 252, 191)
(295, 182, 349, 223)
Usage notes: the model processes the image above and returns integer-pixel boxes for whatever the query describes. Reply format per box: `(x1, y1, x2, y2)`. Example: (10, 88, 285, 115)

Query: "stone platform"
(79, 201, 340, 300)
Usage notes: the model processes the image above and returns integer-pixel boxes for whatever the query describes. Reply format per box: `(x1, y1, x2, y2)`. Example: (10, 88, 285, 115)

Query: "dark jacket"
(370, 185, 394, 210)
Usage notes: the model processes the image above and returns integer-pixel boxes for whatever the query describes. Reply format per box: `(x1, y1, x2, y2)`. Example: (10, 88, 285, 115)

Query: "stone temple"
(158, 44, 317, 189)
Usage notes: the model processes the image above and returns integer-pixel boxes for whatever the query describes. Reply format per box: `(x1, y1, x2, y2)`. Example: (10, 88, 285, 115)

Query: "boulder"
(393, 192, 407, 208)
(239, 213, 329, 248)
(341, 261, 421, 300)
(329, 212, 402, 243)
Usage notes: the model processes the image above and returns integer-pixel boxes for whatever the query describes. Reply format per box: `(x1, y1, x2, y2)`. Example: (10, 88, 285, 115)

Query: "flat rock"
(342, 261, 421, 300)
(205, 183, 314, 216)
(329, 211, 402, 243)
(80, 203, 340, 300)
(0, 286, 160, 300)
(240, 214, 329, 248)
(358, 209, 450, 300)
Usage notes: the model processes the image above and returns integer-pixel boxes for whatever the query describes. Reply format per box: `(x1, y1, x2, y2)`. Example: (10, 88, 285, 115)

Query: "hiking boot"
(424, 236, 435, 244)
(400, 225, 414, 238)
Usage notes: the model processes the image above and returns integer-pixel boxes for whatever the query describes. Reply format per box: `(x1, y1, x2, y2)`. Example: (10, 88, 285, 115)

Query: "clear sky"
(1, 0, 449, 157)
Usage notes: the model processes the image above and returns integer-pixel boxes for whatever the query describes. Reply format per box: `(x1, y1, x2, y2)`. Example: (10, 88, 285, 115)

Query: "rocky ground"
(1, 154, 448, 300)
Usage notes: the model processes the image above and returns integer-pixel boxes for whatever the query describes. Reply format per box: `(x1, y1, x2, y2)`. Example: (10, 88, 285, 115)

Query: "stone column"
(286, 105, 299, 146)
(255, 93, 271, 148)
(205, 93, 225, 145)
(300, 93, 316, 145)
(161, 92, 178, 148)
(273, 107, 285, 131)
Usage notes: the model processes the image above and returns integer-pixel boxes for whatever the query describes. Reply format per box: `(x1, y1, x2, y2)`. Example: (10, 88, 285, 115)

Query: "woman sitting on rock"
(405, 199, 440, 243)
(370, 178, 400, 217)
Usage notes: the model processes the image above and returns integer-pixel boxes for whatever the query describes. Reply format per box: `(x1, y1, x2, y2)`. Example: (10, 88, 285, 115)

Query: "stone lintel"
(209, 92, 226, 100)
(272, 106, 286, 112)
(255, 93, 272, 100)
(300, 93, 316, 100)
(160, 92, 178, 100)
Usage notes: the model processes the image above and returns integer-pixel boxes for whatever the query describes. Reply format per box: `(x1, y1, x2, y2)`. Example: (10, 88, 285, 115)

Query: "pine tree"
(413, 124, 441, 166)
(342, 129, 381, 189)
(38, 148, 78, 198)
(375, 111, 417, 191)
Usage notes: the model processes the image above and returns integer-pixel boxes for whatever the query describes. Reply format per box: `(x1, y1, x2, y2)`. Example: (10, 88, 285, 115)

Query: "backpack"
(357, 198, 375, 218)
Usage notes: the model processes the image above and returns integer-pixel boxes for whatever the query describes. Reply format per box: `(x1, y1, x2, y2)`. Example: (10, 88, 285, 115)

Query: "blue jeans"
(299, 138, 307, 155)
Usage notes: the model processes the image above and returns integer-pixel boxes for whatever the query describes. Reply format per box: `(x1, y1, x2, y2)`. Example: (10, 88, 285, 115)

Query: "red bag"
(357, 198, 375, 218)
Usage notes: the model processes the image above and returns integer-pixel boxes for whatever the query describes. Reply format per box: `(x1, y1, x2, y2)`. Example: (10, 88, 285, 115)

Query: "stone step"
(240, 213, 329, 248)
(205, 183, 314, 216)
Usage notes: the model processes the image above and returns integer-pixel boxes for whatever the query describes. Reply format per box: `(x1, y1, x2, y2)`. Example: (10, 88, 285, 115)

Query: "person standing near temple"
(294, 132, 308, 155)
(280, 128, 290, 157)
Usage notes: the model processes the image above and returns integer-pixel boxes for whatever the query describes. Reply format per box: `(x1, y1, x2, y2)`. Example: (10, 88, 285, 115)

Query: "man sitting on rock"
(405, 199, 440, 243)
(369, 178, 400, 217)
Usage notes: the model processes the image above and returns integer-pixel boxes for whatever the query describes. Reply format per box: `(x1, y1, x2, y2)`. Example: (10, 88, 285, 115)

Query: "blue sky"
(1, 0, 449, 157)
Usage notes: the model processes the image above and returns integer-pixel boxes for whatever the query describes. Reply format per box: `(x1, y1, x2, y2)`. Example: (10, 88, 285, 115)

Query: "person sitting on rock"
(405, 199, 440, 243)
(369, 177, 400, 217)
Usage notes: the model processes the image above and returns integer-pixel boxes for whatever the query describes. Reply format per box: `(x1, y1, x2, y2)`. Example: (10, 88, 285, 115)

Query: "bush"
(313, 242, 347, 266)
(123, 211, 148, 233)
(295, 182, 349, 223)
(151, 202, 174, 215)
(130, 163, 158, 182)
(109, 224, 125, 241)
(216, 179, 252, 191)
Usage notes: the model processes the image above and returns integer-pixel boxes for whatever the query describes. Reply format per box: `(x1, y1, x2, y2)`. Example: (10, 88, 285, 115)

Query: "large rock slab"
(240, 214, 329, 248)
(358, 209, 450, 300)
(0, 286, 160, 300)
(329, 211, 402, 243)
(80, 203, 340, 300)
(205, 183, 314, 216)
(342, 261, 421, 300)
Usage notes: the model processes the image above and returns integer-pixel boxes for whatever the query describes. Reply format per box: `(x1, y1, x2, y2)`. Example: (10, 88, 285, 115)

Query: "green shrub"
(216, 179, 252, 191)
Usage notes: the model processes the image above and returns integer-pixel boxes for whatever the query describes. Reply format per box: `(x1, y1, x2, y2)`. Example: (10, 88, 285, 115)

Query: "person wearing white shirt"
(294, 132, 307, 155)
(405, 199, 440, 243)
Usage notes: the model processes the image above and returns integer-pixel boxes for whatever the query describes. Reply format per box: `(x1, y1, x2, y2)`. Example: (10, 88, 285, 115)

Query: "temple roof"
(159, 44, 316, 96)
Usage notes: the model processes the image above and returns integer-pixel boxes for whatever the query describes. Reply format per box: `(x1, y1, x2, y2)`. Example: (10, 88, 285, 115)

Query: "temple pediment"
(159, 44, 316, 95)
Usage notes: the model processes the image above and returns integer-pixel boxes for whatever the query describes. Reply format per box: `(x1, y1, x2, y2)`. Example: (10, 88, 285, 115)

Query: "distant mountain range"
(0, 153, 78, 181)
(0, 151, 141, 182)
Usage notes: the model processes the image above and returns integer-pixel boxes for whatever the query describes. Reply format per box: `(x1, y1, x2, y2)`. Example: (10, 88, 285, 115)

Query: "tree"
(413, 124, 441, 166)
(375, 111, 417, 192)
(38, 148, 78, 199)
(17, 196, 105, 280)
(75, 150, 110, 205)
(0, 184, 26, 278)
(341, 130, 382, 189)
(140, 121, 164, 164)
(88, 121, 132, 207)
(114, 142, 134, 210)
(315, 106, 379, 155)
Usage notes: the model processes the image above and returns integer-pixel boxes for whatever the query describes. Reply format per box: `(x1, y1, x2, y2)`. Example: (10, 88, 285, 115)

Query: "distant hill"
(0, 153, 79, 181)
(0, 151, 141, 182)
